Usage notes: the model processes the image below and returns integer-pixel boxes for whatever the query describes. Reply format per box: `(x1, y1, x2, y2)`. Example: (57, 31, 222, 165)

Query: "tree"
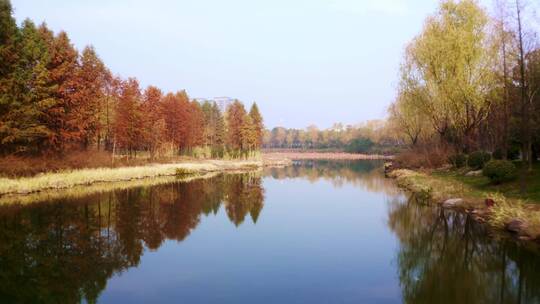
(201, 101, 225, 155)
(249, 103, 264, 149)
(75, 46, 111, 150)
(0, 0, 19, 154)
(40, 26, 81, 152)
(402, 0, 497, 151)
(241, 115, 256, 151)
(114, 78, 144, 155)
(389, 84, 431, 146)
(0, 0, 267, 158)
(141, 86, 165, 158)
(186, 100, 204, 150)
(226, 100, 247, 152)
(0, 0, 19, 129)
(0, 20, 53, 154)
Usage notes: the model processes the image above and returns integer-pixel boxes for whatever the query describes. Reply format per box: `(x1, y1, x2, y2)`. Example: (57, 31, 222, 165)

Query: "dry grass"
(0, 172, 220, 205)
(487, 193, 540, 237)
(0, 159, 270, 196)
(0, 151, 202, 178)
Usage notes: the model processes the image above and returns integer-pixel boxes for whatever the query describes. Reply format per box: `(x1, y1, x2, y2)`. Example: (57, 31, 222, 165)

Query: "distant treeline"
(388, 0, 539, 168)
(263, 121, 402, 154)
(0, 0, 263, 158)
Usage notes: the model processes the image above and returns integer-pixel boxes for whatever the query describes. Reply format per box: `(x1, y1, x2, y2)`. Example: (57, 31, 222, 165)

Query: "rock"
(384, 162, 393, 177)
(442, 198, 463, 208)
(506, 219, 528, 235)
(465, 170, 483, 177)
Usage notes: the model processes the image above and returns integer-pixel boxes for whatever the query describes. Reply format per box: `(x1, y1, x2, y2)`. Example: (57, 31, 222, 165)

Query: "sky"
(10, 0, 494, 129)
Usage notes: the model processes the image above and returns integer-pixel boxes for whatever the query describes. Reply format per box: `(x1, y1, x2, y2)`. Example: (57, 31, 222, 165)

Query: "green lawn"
(433, 162, 540, 203)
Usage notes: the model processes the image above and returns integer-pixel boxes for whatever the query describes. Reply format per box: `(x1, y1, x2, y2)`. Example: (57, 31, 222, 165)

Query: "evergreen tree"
(0, 0, 19, 154)
(1, 20, 53, 154)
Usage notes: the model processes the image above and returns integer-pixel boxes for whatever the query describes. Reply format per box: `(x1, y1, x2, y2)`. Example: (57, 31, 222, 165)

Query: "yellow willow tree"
(402, 0, 498, 151)
(389, 85, 432, 146)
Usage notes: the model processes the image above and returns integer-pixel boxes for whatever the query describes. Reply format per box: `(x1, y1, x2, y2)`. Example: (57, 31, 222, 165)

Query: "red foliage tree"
(142, 86, 166, 157)
(113, 78, 144, 155)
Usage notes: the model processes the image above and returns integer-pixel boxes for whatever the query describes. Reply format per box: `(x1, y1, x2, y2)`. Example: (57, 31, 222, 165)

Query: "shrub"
(468, 151, 491, 169)
(448, 154, 467, 168)
(482, 160, 517, 184)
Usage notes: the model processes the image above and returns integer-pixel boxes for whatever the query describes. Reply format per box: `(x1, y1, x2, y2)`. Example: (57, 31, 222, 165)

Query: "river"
(0, 160, 538, 303)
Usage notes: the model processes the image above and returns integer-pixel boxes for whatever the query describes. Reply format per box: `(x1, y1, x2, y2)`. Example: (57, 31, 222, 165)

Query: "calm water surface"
(0, 160, 539, 303)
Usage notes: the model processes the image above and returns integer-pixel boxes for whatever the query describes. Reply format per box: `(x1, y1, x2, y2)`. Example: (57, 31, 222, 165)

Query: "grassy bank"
(0, 158, 291, 197)
(432, 162, 540, 203)
(388, 168, 540, 242)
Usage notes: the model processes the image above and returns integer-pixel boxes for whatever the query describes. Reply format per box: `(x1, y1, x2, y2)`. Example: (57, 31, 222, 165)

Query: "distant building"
(193, 96, 235, 113)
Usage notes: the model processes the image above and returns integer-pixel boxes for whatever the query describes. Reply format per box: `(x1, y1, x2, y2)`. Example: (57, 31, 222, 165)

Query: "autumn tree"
(75, 46, 111, 150)
(241, 115, 256, 151)
(141, 86, 165, 158)
(249, 103, 264, 149)
(0, 0, 267, 159)
(40, 26, 81, 152)
(201, 101, 225, 156)
(114, 78, 144, 156)
(186, 100, 204, 150)
(226, 100, 247, 153)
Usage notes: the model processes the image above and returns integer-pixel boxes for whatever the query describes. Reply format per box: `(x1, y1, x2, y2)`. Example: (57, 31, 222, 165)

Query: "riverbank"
(388, 168, 540, 243)
(0, 158, 292, 197)
(264, 151, 393, 160)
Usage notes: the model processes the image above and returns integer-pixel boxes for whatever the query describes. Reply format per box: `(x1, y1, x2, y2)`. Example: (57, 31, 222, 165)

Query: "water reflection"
(388, 197, 540, 304)
(1, 161, 539, 303)
(265, 160, 401, 195)
(0, 173, 264, 303)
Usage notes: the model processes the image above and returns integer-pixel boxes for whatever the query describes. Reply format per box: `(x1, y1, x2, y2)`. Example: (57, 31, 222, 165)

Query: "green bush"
(448, 154, 467, 168)
(482, 160, 517, 184)
(468, 151, 491, 169)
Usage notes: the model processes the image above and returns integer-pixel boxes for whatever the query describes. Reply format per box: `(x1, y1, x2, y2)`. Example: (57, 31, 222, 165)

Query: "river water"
(0, 160, 538, 303)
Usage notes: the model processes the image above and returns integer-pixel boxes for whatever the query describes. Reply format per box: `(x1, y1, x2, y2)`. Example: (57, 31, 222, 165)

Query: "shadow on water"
(0, 173, 264, 304)
(0, 160, 539, 303)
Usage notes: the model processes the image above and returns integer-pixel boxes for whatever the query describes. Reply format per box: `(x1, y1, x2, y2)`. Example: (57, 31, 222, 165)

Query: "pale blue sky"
(11, 0, 493, 128)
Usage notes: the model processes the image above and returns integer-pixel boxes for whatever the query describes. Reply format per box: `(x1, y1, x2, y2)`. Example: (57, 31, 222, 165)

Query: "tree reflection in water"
(265, 160, 401, 195)
(388, 196, 540, 304)
(2, 161, 540, 304)
(0, 173, 264, 304)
